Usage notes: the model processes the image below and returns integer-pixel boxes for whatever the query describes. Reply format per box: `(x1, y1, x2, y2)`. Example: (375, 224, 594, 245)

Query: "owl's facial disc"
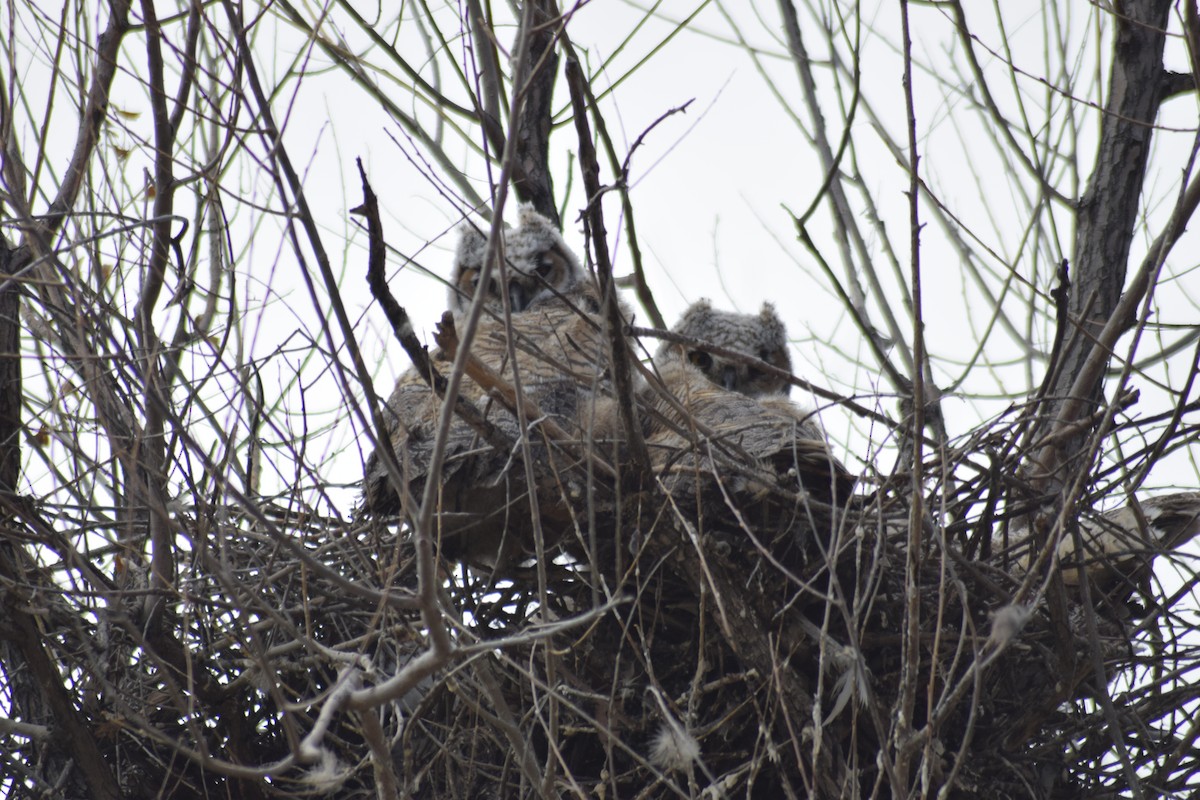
(519, 245, 576, 306)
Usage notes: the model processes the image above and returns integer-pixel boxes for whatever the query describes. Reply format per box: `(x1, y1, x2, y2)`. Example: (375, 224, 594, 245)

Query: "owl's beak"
(721, 366, 738, 391)
(508, 283, 527, 313)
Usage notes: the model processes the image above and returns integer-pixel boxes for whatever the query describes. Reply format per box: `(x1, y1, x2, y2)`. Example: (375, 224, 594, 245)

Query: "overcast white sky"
(213, 0, 1196, 499)
(9, 0, 1198, 509)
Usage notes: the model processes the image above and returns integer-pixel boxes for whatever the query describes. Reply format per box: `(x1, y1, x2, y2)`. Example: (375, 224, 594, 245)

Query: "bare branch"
(562, 56, 649, 476)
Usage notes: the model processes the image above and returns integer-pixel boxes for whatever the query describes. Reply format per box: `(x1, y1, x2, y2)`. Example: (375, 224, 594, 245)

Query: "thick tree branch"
(41, 0, 132, 233)
(1031, 0, 1172, 492)
(0, 545, 120, 799)
(507, 0, 561, 223)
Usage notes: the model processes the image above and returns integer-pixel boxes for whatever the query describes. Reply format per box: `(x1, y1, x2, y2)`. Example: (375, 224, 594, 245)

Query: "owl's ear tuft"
(658, 299, 714, 358)
(758, 302, 788, 346)
(677, 299, 715, 330)
(516, 203, 557, 233)
(454, 222, 488, 270)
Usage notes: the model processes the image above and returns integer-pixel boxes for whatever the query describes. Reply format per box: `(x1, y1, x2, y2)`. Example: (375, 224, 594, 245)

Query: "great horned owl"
(445, 204, 624, 448)
(363, 205, 627, 569)
(644, 303, 852, 563)
(448, 205, 589, 317)
(658, 299, 793, 396)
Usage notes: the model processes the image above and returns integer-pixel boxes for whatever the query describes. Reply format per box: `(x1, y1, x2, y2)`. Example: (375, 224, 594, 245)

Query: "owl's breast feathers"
(643, 360, 854, 510)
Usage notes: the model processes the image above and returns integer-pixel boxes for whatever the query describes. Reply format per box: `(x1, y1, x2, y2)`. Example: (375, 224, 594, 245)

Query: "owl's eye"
(758, 347, 774, 363)
(535, 256, 556, 279)
(688, 350, 713, 371)
(465, 272, 500, 298)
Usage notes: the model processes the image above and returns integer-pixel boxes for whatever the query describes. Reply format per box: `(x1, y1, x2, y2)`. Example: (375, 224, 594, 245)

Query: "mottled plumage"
(645, 303, 852, 564)
(999, 492, 1200, 588)
(658, 299, 793, 396)
(363, 206, 628, 568)
(643, 359, 852, 507)
(448, 205, 590, 317)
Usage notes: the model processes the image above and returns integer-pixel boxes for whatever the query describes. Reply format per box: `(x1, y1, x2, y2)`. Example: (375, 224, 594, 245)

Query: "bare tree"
(0, 1, 1198, 798)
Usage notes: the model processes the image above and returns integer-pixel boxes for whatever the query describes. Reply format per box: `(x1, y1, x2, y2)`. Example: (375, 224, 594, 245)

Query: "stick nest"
(8, 403, 1198, 800)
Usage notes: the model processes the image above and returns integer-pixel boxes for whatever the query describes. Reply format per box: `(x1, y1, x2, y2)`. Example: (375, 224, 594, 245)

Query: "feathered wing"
(362, 205, 631, 569)
(431, 282, 628, 565)
(361, 359, 488, 517)
(467, 284, 623, 448)
(998, 491, 1200, 591)
(643, 360, 853, 565)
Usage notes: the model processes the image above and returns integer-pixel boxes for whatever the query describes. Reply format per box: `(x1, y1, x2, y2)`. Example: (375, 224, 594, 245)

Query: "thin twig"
(563, 55, 650, 475)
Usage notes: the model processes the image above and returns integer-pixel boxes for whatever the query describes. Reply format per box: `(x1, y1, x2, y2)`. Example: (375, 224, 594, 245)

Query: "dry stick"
(1016, 260, 1079, 457)
(1132, 338, 1200, 489)
(353, 155, 517, 618)
(1052, 137, 1200, 482)
(999, 268, 1089, 626)
(502, 12, 570, 790)
(271, 0, 487, 210)
(1117, 322, 1200, 375)
(43, 2, 132, 226)
(352, 163, 510, 477)
(324, 0, 478, 118)
(795, 223, 910, 395)
(469, 618, 689, 795)
(2, 247, 122, 797)
(744, 3, 937, 389)
(458, 8, 563, 793)
(467, 660, 552, 795)
(777, 0, 911, 377)
(220, 0, 457, 672)
(143, 415, 426, 616)
(1001, 390, 1140, 604)
(0, 240, 23, 497)
(8, 2, 148, 499)
(465, 0, 504, 145)
(1067, 516, 1145, 798)
(937, 622, 986, 800)
(359, 706, 401, 797)
(566, 35, 683, 332)
(0, 562, 122, 800)
(947, 1, 1072, 207)
(562, 55, 650, 476)
(653, 483, 818, 717)
(0, 83, 29, 204)
(789, 3, 862, 231)
(0, 4, 131, 796)
(136, 0, 185, 648)
(896, 1, 926, 793)
(611, 183, 668, 331)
